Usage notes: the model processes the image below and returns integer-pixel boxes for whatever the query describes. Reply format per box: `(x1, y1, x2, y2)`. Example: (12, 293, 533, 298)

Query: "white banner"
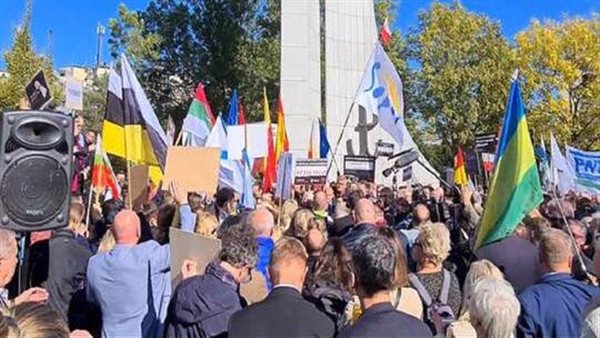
(566, 146, 600, 195)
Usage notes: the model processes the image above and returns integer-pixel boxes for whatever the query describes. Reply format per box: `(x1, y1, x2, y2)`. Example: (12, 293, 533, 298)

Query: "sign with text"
(566, 146, 600, 194)
(294, 159, 328, 185)
(475, 133, 498, 153)
(344, 156, 376, 182)
(25, 70, 52, 110)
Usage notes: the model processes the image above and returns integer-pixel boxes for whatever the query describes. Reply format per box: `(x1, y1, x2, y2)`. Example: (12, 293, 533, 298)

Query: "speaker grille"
(1, 155, 68, 226)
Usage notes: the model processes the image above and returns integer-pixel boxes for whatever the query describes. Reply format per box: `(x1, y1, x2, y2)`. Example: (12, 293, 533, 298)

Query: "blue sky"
(0, 0, 597, 69)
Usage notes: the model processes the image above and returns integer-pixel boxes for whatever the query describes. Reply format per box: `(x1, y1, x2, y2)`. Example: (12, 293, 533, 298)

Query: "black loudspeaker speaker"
(0, 111, 73, 232)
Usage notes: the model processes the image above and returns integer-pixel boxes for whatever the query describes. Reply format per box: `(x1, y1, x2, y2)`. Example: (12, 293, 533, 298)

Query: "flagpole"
(325, 42, 379, 178)
(84, 187, 94, 228)
(552, 186, 587, 276)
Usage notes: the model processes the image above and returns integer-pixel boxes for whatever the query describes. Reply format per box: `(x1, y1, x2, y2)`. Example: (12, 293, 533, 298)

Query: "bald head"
(250, 207, 274, 237)
(112, 210, 141, 245)
(306, 228, 325, 254)
(414, 204, 431, 224)
(354, 198, 376, 225)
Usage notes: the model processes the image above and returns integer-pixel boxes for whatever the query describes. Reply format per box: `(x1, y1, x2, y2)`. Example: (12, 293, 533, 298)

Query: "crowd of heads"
(0, 161, 598, 338)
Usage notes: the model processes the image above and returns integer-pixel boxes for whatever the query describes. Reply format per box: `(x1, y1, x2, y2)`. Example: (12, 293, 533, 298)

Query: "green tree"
(108, 0, 281, 125)
(407, 1, 515, 162)
(82, 73, 108, 133)
(108, 4, 161, 69)
(516, 15, 600, 149)
(0, 0, 61, 111)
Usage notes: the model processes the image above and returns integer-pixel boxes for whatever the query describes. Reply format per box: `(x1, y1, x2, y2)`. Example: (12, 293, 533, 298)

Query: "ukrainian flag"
(475, 73, 543, 249)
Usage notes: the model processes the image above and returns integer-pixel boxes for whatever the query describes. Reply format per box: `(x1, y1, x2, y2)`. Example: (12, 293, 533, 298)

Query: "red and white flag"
(380, 17, 392, 46)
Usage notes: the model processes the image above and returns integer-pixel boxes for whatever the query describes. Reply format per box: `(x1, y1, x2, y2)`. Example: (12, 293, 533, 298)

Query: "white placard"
(226, 123, 268, 160)
(65, 77, 84, 111)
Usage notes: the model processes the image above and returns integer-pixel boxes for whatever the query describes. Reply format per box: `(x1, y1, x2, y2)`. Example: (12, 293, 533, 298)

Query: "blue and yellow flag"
(475, 74, 543, 249)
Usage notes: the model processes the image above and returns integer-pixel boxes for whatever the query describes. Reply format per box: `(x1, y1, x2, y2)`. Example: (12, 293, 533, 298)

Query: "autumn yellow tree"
(516, 15, 600, 149)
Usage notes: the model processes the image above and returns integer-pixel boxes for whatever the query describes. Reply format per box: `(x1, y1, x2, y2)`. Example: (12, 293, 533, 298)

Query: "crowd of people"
(0, 142, 600, 337)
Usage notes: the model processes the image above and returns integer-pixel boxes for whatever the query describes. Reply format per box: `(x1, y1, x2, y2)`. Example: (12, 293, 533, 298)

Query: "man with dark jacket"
(475, 232, 540, 293)
(342, 198, 378, 253)
(47, 224, 93, 326)
(339, 235, 432, 338)
(229, 237, 335, 338)
(166, 216, 257, 338)
(517, 229, 600, 338)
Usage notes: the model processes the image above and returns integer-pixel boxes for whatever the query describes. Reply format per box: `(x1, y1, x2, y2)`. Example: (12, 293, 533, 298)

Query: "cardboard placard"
(163, 147, 220, 194)
(130, 165, 149, 210)
(169, 227, 221, 290)
(25, 70, 52, 110)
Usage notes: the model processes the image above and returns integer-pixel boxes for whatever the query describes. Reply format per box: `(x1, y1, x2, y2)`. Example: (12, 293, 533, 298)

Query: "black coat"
(339, 303, 432, 338)
(47, 229, 93, 323)
(229, 286, 335, 338)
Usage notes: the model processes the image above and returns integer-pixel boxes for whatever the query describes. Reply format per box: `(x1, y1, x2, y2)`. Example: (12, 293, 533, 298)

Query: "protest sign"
(294, 159, 327, 185)
(375, 140, 394, 157)
(65, 77, 84, 111)
(169, 227, 221, 289)
(25, 70, 52, 110)
(566, 146, 600, 194)
(275, 153, 294, 200)
(163, 147, 220, 193)
(344, 156, 376, 182)
(226, 123, 268, 160)
(475, 133, 498, 153)
(130, 165, 149, 209)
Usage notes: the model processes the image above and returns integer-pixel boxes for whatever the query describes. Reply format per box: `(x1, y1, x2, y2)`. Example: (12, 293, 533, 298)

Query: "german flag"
(102, 55, 168, 185)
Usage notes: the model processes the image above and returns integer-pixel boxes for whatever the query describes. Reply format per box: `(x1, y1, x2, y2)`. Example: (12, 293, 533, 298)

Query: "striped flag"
(453, 147, 468, 187)
(380, 17, 392, 46)
(101, 56, 169, 186)
(274, 95, 289, 163)
(307, 120, 316, 159)
(182, 83, 215, 146)
(475, 72, 543, 249)
(262, 87, 276, 192)
(91, 134, 121, 200)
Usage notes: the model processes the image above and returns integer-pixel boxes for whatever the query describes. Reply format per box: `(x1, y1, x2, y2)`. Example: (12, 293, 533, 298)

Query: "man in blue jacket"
(249, 207, 275, 289)
(517, 228, 600, 338)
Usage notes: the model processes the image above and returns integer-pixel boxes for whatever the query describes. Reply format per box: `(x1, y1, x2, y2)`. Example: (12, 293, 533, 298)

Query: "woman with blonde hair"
(285, 209, 326, 245)
(195, 211, 219, 238)
(410, 222, 462, 334)
(279, 199, 299, 231)
(446, 259, 504, 338)
(1, 302, 70, 337)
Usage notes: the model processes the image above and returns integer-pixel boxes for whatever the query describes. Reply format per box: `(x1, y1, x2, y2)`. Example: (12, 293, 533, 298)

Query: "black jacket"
(47, 229, 93, 323)
(303, 280, 353, 334)
(229, 286, 335, 338)
(166, 263, 244, 338)
(339, 302, 432, 338)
